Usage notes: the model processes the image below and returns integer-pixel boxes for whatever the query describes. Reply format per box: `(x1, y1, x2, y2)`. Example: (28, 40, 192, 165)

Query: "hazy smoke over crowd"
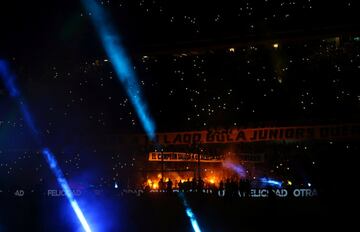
(222, 155, 247, 178)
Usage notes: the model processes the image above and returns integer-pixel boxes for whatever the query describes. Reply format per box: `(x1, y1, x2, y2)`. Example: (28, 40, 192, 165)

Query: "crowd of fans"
(143, 177, 253, 196)
(1, 0, 359, 193)
(1, 37, 359, 190)
(2, 0, 358, 56)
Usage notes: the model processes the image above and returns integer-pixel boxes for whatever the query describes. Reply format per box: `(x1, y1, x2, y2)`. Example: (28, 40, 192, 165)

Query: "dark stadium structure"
(1, 0, 360, 231)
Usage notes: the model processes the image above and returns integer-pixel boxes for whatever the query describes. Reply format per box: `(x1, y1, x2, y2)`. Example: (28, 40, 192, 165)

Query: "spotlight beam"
(260, 177, 282, 188)
(43, 148, 92, 232)
(179, 193, 202, 232)
(0, 60, 92, 232)
(81, 0, 155, 140)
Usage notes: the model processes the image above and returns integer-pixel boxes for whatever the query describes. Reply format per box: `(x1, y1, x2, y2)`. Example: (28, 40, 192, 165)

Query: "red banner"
(136, 124, 360, 145)
(148, 152, 264, 163)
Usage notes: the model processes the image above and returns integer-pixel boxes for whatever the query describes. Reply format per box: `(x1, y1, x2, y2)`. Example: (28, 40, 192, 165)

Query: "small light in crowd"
(273, 43, 279, 48)
(229, 48, 235, 52)
(104, 59, 109, 62)
(307, 183, 311, 187)
(114, 182, 118, 189)
(287, 180, 292, 186)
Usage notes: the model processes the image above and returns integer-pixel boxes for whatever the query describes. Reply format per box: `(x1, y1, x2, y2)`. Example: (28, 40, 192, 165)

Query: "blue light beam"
(0, 60, 20, 97)
(43, 148, 92, 232)
(0, 61, 38, 137)
(179, 193, 202, 232)
(0, 59, 92, 232)
(81, 0, 156, 140)
(260, 177, 282, 188)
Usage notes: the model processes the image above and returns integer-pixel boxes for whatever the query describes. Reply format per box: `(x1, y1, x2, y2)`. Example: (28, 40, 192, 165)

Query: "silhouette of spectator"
(197, 178, 204, 192)
(191, 178, 196, 191)
(219, 180, 224, 191)
(167, 178, 173, 192)
(225, 178, 231, 197)
(178, 180, 184, 192)
(144, 185, 150, 193)
(158, 178, 164, 192)
(239, 179, 245, 197)
(245, 179, 251, 197)
(184, 179, 191, 192)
